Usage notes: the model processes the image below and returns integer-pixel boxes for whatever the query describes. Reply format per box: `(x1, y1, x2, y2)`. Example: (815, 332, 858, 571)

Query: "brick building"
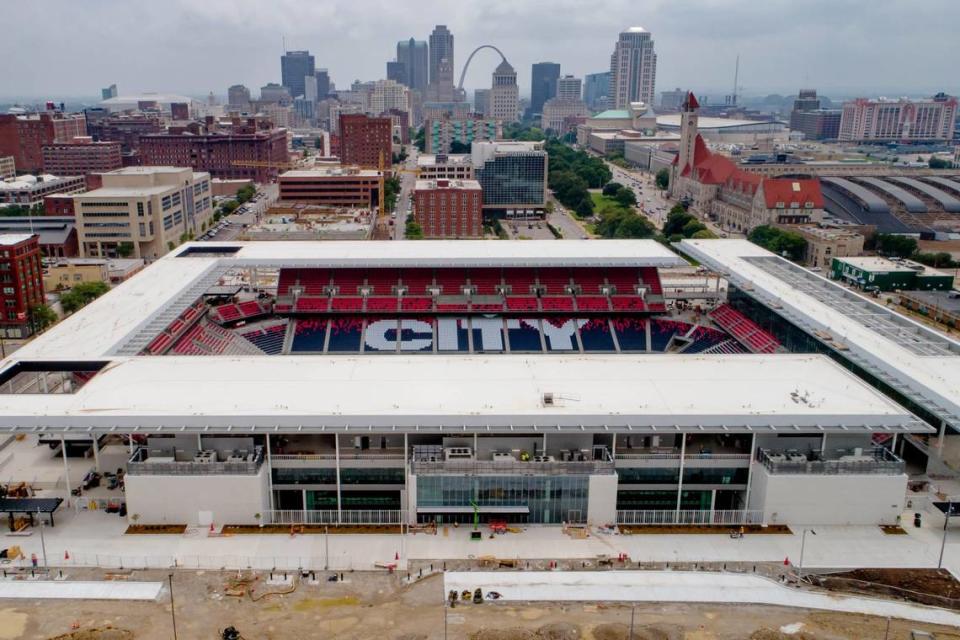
(278, 168, 382, 208)
(0, 217, 78, 258)
(339, 114, 391, 169)
(42, 138, 122, 177)
(413, 179, 483, 238)
(138, 128, 288, 182)
(0, 112, 87, 173)
(85, 112, 162, 163)
(0, 234, 44, 338)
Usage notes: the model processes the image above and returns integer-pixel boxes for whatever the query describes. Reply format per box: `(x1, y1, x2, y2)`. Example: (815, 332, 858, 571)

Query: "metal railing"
(264, 509, 403, 525)
(272, 452, 406, 461)
(411, 458, 615, 476)
(126, 447, 265, 476)
(757, 447, 905, 476)
(616, 509, 764, 526)
(614, 452, 751, 461)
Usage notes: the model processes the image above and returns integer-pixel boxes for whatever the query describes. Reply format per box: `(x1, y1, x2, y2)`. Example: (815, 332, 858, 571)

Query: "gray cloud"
(1, 0, 957, 100)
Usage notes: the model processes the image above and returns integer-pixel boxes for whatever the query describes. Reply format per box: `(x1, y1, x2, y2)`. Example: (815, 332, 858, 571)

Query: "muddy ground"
(0, 569, 958, 640)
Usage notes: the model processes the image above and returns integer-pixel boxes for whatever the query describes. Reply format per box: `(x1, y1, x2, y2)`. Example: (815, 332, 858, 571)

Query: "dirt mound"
(749, 629, 815, 640)
(470, 630, 536, 640)
(589, 623, 680, 640)
(536, 622, 580, 640)
(48, 629, 134, 640)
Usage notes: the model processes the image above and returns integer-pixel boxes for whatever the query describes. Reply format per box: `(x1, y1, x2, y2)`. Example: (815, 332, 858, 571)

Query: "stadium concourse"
(0, 240, 941, 542)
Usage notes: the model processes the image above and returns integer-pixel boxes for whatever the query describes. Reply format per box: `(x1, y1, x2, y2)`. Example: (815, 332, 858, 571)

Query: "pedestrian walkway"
(444, 570, 960, 627)
(0, 580, 163, 600)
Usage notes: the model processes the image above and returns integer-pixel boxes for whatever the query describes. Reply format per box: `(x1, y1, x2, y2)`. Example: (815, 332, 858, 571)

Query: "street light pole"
(798, 529, 816, 579)
(168, 573, 179, 640)
(37, 509, 47, 568)
(939, 509, 952, 569)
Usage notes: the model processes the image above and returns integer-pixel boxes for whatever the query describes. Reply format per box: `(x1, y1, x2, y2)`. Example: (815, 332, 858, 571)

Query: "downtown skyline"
(2, 0, 959, 101)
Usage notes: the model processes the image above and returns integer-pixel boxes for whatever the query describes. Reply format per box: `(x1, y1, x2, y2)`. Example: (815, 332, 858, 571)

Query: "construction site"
(2, 560, 960, 640)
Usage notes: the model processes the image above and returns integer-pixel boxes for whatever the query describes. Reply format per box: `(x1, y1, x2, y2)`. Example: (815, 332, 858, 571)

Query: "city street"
(547, 196, 590, 239)
(603, 160, 673, 229)
(393, 144, 418, 240)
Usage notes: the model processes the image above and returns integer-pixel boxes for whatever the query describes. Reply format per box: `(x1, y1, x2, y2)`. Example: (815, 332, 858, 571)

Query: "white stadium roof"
(679, 239, 960, 433)
(0, 240, 929, 434)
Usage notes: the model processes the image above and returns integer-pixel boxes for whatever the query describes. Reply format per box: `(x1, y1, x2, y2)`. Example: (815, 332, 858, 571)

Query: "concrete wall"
(748, 466, 906, 526)
(125, 469, 270, 525)
(587, 474, 618, 525)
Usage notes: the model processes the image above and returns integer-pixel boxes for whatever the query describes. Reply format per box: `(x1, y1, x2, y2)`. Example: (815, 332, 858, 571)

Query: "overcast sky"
(3, 0, 958, 101)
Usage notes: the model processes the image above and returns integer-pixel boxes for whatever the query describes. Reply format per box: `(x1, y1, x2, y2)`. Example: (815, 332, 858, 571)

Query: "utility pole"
(37, 509, 47, 568)
(168, 573, 179, 640)
(798, 528, 816, 579)
(939, 507, 954, 569)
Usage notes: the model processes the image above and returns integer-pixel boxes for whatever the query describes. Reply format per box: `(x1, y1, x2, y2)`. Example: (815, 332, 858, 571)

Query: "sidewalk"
(6, 505, 960, 576)
(444, 570, 960, 627)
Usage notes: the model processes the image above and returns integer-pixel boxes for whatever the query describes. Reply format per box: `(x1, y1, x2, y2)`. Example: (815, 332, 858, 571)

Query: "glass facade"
(273, 467, 403, 486)
(417, 475, 588, 524)
(475, 153, 546, 208)
(616, 490, 713, 510)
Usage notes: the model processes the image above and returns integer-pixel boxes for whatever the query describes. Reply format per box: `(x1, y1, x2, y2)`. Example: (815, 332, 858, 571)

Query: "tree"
(220, 200, 239, 215)
(681, 220, 707, 237)
(691, 229, 718, 239)
(405, 220, 423, 239)
(449, 141, 471, 154)
(663, 208, 696, 237)
(913, 251, 955, 268)
(116, 242, 134, 258)
(30, 304, 57, 332)
(929, 156, 953, 170)
(876, 234, 918, 258)
(383, 176, 402, 212)
(747, 225, 807, 261)
(602, 182, 625, 197)
(574, 198, 594, 218)
(60, 281, 110, 315)
(413, 127, 426, 153)
(614, 188, 637, 207)
(655, 168, 670, 190)
(235, 185, 256, 204)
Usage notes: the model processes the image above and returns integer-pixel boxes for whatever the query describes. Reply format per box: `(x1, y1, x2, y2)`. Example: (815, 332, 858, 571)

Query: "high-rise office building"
(530, 62, 561, 117)
(261, 83, 293, 105)
(474, 89, 491, 117)
(609, 27, 657, 108)
(490, 61, 519, 123)
(397, 38, 429, 93)
(370, 80, 411, 127)
(0, 112, 88, 173)
(101, 84, 118, 101)
(0, 234, 43, 339)
(387, 61, 407, 86)
(583, 72, 611, 110)
(315, 70, 331, 100)
(281, 50, 315, 100)
(557, 76, 582, 101)
(659, 87, 688, 111)
(471, 141, 547, 216)
(227, 84, 252, 110)
(429, 25, 454, 87)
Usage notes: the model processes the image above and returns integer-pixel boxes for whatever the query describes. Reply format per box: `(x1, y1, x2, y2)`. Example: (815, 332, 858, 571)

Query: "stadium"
(0, 240, 939, 529)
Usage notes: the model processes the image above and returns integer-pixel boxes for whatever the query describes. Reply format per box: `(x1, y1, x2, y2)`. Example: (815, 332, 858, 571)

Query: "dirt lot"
(810, 568, 960, 609)
(2, 569, 960, 640)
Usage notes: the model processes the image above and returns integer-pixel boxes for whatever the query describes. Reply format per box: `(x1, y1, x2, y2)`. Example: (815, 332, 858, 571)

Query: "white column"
(196, 434, 203, 450)
(266, 434, 275, 513)
(938, 421, 947, 451)
(743, 433, 757, 512)
(403, 433, 409, 526)
(710, 489, 716, 516)
(473, 432, 478, 455)
(128, 434, 134, 457)
(91, 435, 101, 472)
(611, 434, 617, 459)
(60, 436, 72, 505)
(334, 434, 342, 525)
(542, 432, 547, 456)
(821, 433, 828, 457)
(675, 435, 686, 517)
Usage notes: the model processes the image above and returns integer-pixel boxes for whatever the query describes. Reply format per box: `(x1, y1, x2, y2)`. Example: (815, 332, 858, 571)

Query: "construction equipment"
(473, 588, 483, 604)
(221, 627, 243, 640)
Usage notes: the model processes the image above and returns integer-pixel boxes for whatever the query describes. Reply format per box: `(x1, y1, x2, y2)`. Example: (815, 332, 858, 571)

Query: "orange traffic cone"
(395, 551, 399, 561)
(783, 556, 790, 566)
(209, 522, 215, 533)
(64, 550, 70, 561)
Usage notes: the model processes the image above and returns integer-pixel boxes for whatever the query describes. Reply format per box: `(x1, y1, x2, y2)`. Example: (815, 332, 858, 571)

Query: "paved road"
(393, 145, 418, 240)
(546, 197, 589, 239)
(603, 162, 672, 229)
